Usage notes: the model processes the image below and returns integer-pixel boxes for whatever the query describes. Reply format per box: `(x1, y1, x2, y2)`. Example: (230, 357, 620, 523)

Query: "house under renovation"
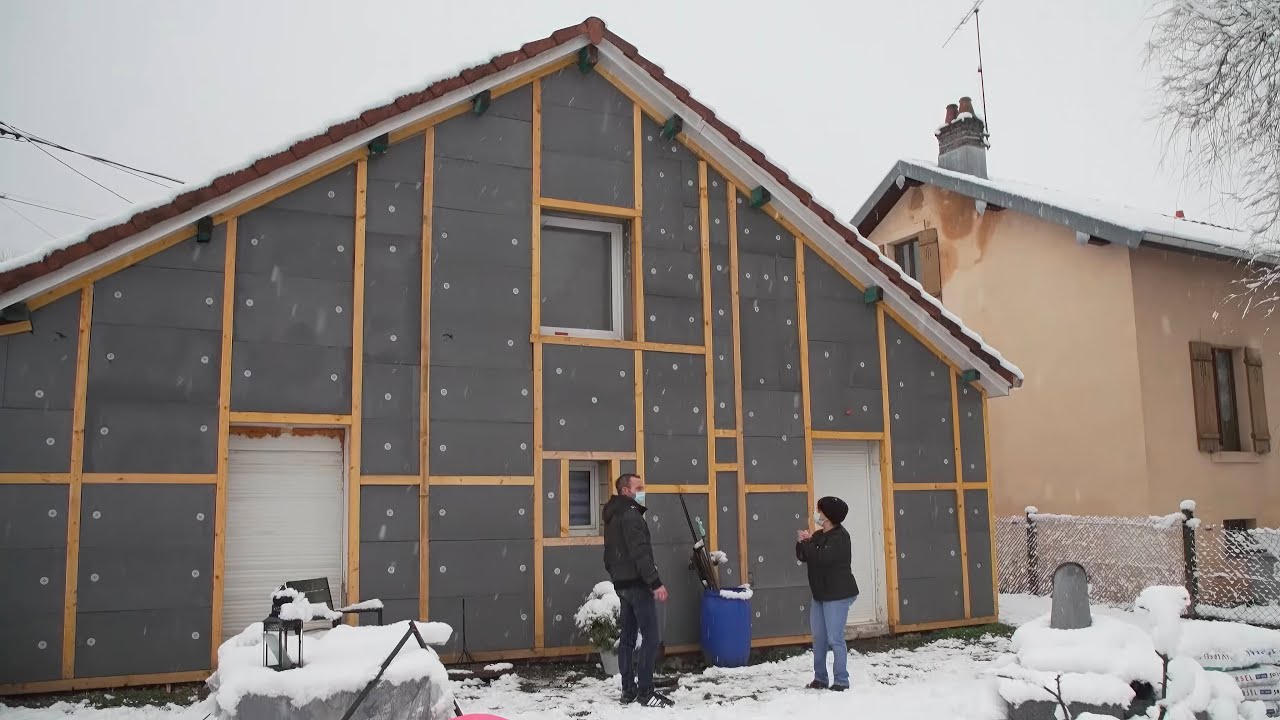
(0, 18, 1021, 694)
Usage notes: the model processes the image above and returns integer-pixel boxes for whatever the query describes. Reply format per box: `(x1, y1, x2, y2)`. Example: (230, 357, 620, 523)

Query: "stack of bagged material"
(1220, 662, 1280, 717)
(1183, 626, 1280, 718)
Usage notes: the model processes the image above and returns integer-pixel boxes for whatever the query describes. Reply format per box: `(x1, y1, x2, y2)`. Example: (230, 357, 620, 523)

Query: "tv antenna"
(943, 0, 991, 134)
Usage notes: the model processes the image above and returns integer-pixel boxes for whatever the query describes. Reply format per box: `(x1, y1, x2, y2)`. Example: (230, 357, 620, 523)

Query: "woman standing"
(796, 496, 860, 691)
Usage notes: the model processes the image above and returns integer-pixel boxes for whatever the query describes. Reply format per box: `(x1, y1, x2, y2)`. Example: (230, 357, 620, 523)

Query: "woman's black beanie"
(817, 496, 849, 525)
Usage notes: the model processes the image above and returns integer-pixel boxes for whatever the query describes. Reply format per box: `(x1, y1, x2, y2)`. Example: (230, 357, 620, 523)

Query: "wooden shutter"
(1189, 341, 1221, 453)
(918, 229, 942, 298)
(1245, 348, 1271, 454)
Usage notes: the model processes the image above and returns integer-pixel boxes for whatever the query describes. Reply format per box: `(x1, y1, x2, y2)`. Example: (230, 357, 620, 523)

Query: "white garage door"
(221, 432, 347, 644)
(813, 440, 885, 627)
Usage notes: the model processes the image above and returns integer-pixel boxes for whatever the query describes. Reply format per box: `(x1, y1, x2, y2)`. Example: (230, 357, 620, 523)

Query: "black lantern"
(263, 590, 304, 670)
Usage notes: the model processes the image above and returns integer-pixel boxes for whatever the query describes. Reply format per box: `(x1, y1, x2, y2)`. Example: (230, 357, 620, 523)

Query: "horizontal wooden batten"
(712, 463, 738, 472)
(0, 473, 70, 484)
(360, 475, 422, 486)
(537, 196, 641, 219)
(893, 615, 999, 634)
(544, 535, 605, 547)
(893, 482, 966, 491)
(228, 412, 353, 426)
(644, 484, 710, 494)
(0, 670, 209, 697)
(0, 320, 33, 337)
(28, 228, 197, 311)
(743, 484, 808, 494)
(713, 429, 737, 438)
(428, 476, 535, 486)
(750, 634, 812, 649)
(82, 474, 217, 485)
(810, 430, 884, 441)
(541, 451, 637, 461)
(533, 333, 704, 355)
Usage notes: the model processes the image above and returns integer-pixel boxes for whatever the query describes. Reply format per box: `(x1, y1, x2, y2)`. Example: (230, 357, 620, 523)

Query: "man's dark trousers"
(617, 585, 660, 697)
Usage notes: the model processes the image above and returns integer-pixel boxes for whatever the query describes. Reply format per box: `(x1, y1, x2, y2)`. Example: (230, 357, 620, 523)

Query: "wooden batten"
(795, 237, 815, 525)
(227, 412, 352, 426)
(644, 484, 711, 494)
(530, 76, 546, 651)
(210, 217, 237, 665)
(728, 187, 749, 582)
(542, 450, 637, 461)
(212, 151, 366, 225)
(544, 535, 604, 547)
(876, 304, 901, 630)
(428, 476, 535, 486)
(559, 460, 570, 537)
(82, 474, 216, 484)
(61, 286, 91, 679)
(894, 615, 998, 634)
(632, 100, 645, 343)
(633, 350, 645, 480)
(894, 482, 967, 492)
(346, 158, 368, 611)
(534, 333, 704, 355)
(698, 161, 718, 549)
(0, 320, 33, 337)
(359, 475, 421, 486)
(0, 670, 210, 697)
(981, 388, 999, 619)
(951, 370, 971, 619)
(538, 196, 640, 219)
(419, 127, 435, 622)
(810, 430, 883, 441)
(743, 484, 807, 494)
(0, 473, 70, 484)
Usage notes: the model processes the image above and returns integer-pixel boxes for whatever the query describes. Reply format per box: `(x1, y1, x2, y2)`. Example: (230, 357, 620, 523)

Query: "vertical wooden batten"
(347, 158, 368, 611)
(61, 286, 92, 679)
(698, 161, 717, 549)
(795, 237, 815, 524)
(876, 304, 901, 629)
(728, 190, 748, 581)
(632, 102, 645, 343)
(419, 129, 435, 621)
(530, 77, 545, 650)
(981, 387, 999, 619)
(951, 369, 971, 619)
(209, 218, 238, 662)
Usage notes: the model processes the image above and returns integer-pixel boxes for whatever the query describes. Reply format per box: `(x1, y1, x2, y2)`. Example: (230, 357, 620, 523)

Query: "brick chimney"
(935, 96, 988, 178)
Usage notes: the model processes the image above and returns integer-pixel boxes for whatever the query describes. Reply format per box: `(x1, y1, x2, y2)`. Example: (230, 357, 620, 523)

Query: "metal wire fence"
(995, 505, 1280, 628)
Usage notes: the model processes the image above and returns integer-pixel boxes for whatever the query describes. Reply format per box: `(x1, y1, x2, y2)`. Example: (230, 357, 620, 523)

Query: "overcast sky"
(0, 0, 1236, 260)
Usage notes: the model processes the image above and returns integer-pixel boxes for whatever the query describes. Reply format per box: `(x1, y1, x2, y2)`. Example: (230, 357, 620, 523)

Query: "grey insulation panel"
(139, 225, 227, 272)
(2, 292, 79, 410)
(542, 345, 634, 452)
(898, 575, 965, 626)
(738, 253, 796, 301)
(94, 266, 222, 331)
(426, 596, 465, 652)
(231, 340, 352, 414)
(233, 273, 354, 348)
(643, 248, 702, 299)
(807, 340, 882, 434)
(0, 547, 66, 613)
(430, 260, 530, 335)
(87, 323, 220, 405)
(885, 318, 956, 483)
(745, 493, 809, 589)
(641, 166, 698, 254)
(428, 420, 532, 476)
(430, 540, 533, 597)
(957, 383, 987, 482)
(643, 433, 706, 485)
(375, 598, 420, 625)
(641, 493, 709, 546)
(83, 401, 218, 474)
(431, 365, 532, 424)
(0, 408, 72, 472)
(715, 472, 742, 586)
(802, 247, 861, 303)
(735, 199, 795, 258)
(965, 489, 995, 617)
(236, 209, 354, 282)
(360, 485, 420, 543)
(366, 180, 424, 238)
(742, 390, 804, 438)
(742, 435, 805, 485)
(361, 362, 420, 475)
(707, 169, 730, 246)
(430, 309, 531, 371)
(80, 484, 214, 546)
(642, 351, 707, 437)
(432, 208, 531, 269)
(436, 113, 533, 168)
(710, 247, 732, 335)
(75, 607, 211, 677)
(715, 437, 736, 464)
(893, 489, 963, 591)
(430, 593, 533, 653)
(739, 298, 801, 392)
(363, 231, 421, 366)
(0, 610, 62, 683)
(489, 84, 534, 121)
(369, 133, 427, 182)
(749, 586, 810, 639)
(712, 335, 736, 429)
(651, 542, 702, 645)
(540, 68, 633, 208)
(644, 295, 704, 347)
(267, 164, 356, 216)
(433, 157, 531, 216)
(620, 460, 637, 477)
(542, 460, 560, 538)
(0, 484, 68, 549)
(429, 485, 534, 541)
(359, 541, 420, 600)
(77, 544, 212, 612)
(543, 544, 608, 648)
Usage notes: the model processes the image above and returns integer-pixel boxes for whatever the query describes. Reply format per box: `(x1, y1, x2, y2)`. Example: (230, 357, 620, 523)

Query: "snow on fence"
(995, 503, 1280, 628)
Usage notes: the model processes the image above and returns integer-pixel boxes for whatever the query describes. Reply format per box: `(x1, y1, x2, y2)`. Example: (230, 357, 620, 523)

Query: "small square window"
(540, 215, 625, 340)
(568, 460, 612, 536)
(894, 238, 920, 281)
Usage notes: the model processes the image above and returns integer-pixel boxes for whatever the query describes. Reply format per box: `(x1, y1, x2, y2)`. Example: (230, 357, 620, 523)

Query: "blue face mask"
(634, 491, 647, 507)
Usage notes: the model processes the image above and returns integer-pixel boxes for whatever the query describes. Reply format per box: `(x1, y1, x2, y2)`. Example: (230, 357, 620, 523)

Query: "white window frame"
(567, 460, 606, 536)
(539, 215, 625, 341)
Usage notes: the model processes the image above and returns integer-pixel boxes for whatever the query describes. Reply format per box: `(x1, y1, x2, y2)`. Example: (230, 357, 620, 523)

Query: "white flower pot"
(599, 649, 620, 676)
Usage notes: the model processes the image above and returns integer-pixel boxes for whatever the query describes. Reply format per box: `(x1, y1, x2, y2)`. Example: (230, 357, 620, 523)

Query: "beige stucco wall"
(868, 185, 1153, 519)
(1129, 246, 1280, 525)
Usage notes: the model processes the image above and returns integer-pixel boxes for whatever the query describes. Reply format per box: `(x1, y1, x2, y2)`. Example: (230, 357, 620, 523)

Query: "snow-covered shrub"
(574, 581, 621, 652)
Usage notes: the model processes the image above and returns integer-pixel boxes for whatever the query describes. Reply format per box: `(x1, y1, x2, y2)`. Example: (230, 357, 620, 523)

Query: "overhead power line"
(28, 139, 132, 203)
(0, 197, 56, 238)
(0, 193, 96, 220)
(0, 121, 184, 185)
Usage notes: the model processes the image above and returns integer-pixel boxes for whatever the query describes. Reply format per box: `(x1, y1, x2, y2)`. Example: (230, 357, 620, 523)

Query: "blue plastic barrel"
(700, 588, 751, 667)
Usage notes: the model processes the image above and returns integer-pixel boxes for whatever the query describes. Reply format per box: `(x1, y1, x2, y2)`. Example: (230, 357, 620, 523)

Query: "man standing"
(602, 473, 674, 708)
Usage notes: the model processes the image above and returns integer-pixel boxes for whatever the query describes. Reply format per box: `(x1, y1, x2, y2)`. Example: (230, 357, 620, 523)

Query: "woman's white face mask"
(814, 511, 826, 526)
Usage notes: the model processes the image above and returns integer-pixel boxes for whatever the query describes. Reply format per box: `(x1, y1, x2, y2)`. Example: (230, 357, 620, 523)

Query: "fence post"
(1181, 504, 1200, 617)
(1026, 508, 1040, 595)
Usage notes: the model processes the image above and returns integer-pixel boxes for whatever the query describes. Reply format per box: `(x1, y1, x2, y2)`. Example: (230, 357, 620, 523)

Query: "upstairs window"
(540, 215, 625, 340)
(1189, 342, 1271, 455)
(889, 228, 941, 298)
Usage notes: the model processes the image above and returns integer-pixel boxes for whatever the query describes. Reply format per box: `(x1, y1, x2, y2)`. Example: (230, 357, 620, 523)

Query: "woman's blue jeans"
(810, 595, 857, 687)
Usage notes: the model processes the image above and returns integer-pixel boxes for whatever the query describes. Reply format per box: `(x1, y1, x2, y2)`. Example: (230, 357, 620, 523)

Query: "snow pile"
(709, 551, 728, 565)
(1135, 585, 1191, 655)
(719, 586, 753, 601)
(1177, 620, 1280, 671)
(483, 663, 513, 673)
(277, 595, 341, 623)
(210, 620, 453, 715)
(1181, 500, 1198, 513)
(338, 599, 384, 612)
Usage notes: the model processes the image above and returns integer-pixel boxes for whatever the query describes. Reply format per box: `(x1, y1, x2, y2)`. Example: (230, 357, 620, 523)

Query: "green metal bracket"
(195, 216, 214, 244)
(960, 369, 980, 384)
(367, 133, 390, 156)
(749, 186, 771, 208)
(862, 285, 883, 305)
(660, 115, 683, 140)
(471, 90, 491, 116)
(577, 46, 599, 73)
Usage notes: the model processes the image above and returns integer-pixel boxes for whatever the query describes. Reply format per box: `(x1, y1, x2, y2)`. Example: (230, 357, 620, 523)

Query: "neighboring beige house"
(852, 98, 1278, 526)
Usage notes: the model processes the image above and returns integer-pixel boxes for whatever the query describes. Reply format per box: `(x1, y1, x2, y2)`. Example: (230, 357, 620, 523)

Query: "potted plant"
(574, 581, 621, 675)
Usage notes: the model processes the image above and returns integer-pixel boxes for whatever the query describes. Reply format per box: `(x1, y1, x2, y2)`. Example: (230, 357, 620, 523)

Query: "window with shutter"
(1245, 348, 1271, 454)
(1189, 341, 1222, 453)
(890, 228, 942, 299)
